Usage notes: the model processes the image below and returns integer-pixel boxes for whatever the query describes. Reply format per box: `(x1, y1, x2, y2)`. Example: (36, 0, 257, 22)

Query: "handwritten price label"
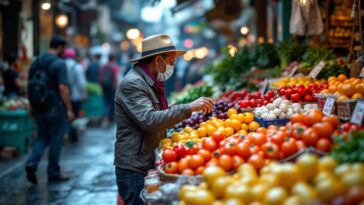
(359, 66, 364, 78)
(309, 61, 326, 79)
(351, 100, 364, 125)
(323, 97, 335, 116)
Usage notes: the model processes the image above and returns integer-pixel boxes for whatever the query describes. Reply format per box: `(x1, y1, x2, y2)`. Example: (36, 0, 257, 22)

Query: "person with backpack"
(25, 35, 74, 184)
(98, 54, 119, 125)
(63, 48, 87, 142)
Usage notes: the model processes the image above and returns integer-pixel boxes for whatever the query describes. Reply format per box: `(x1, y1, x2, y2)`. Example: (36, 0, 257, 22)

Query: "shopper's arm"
(59, 84, 74, 121)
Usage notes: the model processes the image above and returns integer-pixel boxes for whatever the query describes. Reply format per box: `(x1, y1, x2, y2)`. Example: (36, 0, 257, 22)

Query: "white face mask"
(156, 56, 174, 81)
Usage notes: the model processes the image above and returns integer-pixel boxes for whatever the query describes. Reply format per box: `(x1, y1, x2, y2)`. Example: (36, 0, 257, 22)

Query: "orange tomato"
(337, 74, 347, 82)
(248, 154, 265, 170)
(312, 122, 334, 139)
(195, 166, 205, 175)
(231, 119, 242, 131)
(178, 157, 190, 173)
(182, 168, 195, 176)
(290, 113, 309, 125)
(306, 110, 324, 126)
(227, 108, 238, 118)
(218, 154, 233, 171)
(322, 115, 340, 129)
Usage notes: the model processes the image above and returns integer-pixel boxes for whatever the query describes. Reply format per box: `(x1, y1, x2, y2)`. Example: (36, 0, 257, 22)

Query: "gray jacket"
(114, 65, 192, 174)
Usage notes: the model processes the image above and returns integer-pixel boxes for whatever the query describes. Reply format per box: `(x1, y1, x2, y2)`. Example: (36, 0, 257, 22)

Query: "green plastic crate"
(0, 131, 31, 153)
(0, 110, 29, 132)
(82, 95, 104, 118)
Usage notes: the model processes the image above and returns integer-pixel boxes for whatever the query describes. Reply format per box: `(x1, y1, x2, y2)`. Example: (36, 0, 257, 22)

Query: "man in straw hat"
(114, 34, 214, 204)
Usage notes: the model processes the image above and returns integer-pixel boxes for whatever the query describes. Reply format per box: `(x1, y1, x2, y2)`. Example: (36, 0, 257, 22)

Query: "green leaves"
(331, 131, 364, 164)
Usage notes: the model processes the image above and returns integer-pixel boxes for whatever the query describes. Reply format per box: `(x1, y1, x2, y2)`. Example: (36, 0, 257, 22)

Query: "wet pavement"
(0, 125, 117, 205)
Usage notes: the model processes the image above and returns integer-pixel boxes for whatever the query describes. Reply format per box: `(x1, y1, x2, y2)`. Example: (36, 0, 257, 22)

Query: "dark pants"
(115, 167, 146, 205)
(102, 86, 115, 122)
(68, 100, 82, 142)
(26, 113, 66, 178)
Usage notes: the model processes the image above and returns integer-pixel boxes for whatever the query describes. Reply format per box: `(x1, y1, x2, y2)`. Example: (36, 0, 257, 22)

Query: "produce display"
(331, 130, 364, 164)
(271, 76, 324, 88)
(320, 74, 364, 101)
(179, 154, 364, 205)
(170, 84, 214, 104)
(0, 97, 30, 111)
(234, 90, 276, 109)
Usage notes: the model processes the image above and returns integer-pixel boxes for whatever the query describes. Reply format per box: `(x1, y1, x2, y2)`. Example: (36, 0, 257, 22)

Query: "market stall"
(140, 36, 364, 205)
(0, 97, 34, 154)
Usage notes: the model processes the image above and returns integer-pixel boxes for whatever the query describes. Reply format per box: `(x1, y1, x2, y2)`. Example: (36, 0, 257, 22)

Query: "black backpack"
(27, 57, 56, 111)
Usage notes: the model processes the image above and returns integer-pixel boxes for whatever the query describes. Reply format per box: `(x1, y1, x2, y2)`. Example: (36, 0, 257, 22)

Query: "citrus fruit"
(227, 109, 238, 118)
(351, 93, 364, 100)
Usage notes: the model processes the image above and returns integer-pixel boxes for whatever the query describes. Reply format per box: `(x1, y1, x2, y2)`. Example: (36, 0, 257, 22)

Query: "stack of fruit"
(320, 74, 364, 101)
(236, 90, 276, 110)
(178, 154, 364, 205)
(277, 82, 328, 103)
(0, 98, 30, 111)
(162, 109, 259, 150)
(271, 76, 325, 88)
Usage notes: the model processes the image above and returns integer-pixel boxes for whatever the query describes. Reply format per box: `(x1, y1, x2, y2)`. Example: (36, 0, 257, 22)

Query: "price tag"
(323, 97, 335, 116)
(289, 66, 298, 77)
(309, 61, 326, 79)
(261, 79, 269, 95)
(351, 100, 364, 125)
(359, 66, 364, 78)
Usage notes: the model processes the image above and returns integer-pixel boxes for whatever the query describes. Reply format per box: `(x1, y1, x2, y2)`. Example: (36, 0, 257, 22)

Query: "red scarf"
(139, 64, 168, 110)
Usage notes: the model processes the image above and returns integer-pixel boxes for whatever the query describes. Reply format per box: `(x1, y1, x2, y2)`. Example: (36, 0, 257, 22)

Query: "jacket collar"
(133, 64, 155, 87)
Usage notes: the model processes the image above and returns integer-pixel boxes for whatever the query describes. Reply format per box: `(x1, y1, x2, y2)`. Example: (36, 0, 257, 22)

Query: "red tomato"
(238, 100, 249, 108)
(162, 148, 177, 163)
(262, 142, 280, 160)
(232, 155, 244, 170)
(212, 149, 222, 158)
(270, 131, 286, 145)
(211, 131, 225, 144)
(191, 143, 202, 155)
(292, 123, 307, 140)
(205, 158, 218, 167)
(163, 162, 178, 174)
(222, 142, 237, 156)
(250, 145, 261, 155)
(195, 166, 205, 175)
(304, 94, 313, 102)
(291, 93, 301, 102)
(290, 113, 309, 125)
(250, 133, 267, 146)
(182, 168, 194, 176)
(249, 99, 257, 108)
(173, 144, 191, 159)
(322, 115, 340, 129)
(267, 90, 275, 98)
(297, 87, 306, 96)
(218, 154, 233, 171)
(302, 128, 319, 146)
(306, 110, 324, 126)
(197, 149, 212, 162)
(219, 139, 227, 148)
(296, 140, 306, 150)
(178, 156, 191, 173)
(188, 155, 205, 170)
(316, 138, 332, 152)
(285, 88, 293, 96)
(202, 138, 217, 152)
(248, 154, 265, 170)
(236, 142, 251, 159)
(312, 122, 334, 139)
(281, 138, 299, 157)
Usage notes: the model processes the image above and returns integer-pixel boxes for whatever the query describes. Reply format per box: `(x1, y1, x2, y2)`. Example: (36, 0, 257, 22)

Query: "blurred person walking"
(99, 54, 119, 125)
(26, 35, 74, 184)
(63, 48, 87, 142)
(86, 53, 101, 83)
(2, 53, 21, 97)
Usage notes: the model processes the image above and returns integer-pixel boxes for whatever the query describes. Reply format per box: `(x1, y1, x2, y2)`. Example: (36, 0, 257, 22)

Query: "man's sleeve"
(57, 61, 69, 86)
(116, 80, 191, 134)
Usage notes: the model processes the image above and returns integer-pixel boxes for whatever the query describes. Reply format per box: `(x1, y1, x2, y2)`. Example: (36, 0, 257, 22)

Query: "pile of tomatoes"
(277, 83, 328, 103)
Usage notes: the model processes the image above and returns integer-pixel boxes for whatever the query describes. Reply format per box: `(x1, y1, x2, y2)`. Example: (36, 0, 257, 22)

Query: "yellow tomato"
(183, 189, 215, 205)
(316, 179, 343, 202)
(206, 125, 217, 136)
(318, 156, 337, 172)
(212, 176, 236, 199)
(237, 113, 245, 123)
(248, 121, 260, 132)
(251, 184, 269, 201)
(224, 119, 233, 128)
(274, 164, 302, 189)
(225, 182, 252, 204)
(231, 119, 242, 131)
(203, 166, 226, 187)
(296, 153, 319, 181)
(197, 127, 207, 138)
(243, 112, 254, 124)
(283, 196, 305, 205)
(227, 108, 238, 118)
(291, 182, 318, 203)
(240, 123, 249, 131)
(264, 187, 288, 205)
(223, 127, 234, 137)
(237, 130, 248, 136)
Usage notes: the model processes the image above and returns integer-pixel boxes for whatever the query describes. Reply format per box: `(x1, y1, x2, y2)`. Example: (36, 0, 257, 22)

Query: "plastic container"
(254, 117, 290, 128)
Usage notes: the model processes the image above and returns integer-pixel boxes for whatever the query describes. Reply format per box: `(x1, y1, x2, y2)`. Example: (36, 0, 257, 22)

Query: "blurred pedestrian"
(63, 48, 87, 142)
(114, 34, 213, 205)
(86, 53, 101, 83)
(99, 54, 119, 125)
(2, 53, 21, 97)
(26, 35, 74, 184)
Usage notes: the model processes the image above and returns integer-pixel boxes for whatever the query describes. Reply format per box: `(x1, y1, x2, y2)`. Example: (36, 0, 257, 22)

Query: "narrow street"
(0, 125, 117, 205)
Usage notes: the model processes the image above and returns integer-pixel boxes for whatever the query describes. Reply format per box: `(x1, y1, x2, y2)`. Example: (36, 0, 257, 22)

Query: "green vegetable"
(275, 37, 307, 68)
(184, 141, 196, 149)
(331, 131, 364, 164)
(170, 84, 214, 104)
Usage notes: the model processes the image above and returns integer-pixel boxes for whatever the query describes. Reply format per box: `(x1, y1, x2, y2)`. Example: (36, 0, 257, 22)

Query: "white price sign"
(289, 66, 298, 77)
(323, 97, 335, 116)
(261, 79, 269, 95)
(351, 100, 364, 125)
(309, 61, 326, 79)
(359, 66, 364, 78)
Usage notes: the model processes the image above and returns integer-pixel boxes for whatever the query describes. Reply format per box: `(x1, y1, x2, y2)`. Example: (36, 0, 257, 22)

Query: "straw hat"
(129, 34, 186, 63)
